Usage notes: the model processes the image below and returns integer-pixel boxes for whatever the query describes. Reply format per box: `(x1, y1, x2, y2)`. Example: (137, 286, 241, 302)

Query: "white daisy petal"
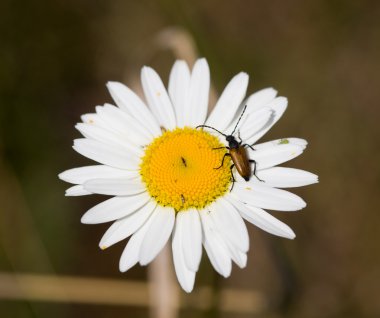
(83, 178, 145, 196)
(233, 182, 306, 211)
(168, 60, 191, 128)
(245, 87, 278, 113)
(81, 113, 109, 130)
(238, 107, 273, 140)
(245, 97, 288, 145)
(200, 210, 232, 278)
(206, 72, 249, 131)
(65, 185, 92, 196)
(81, 110, 148, 144)
(139, 206, 175, 266)
(172, 216, 196, 293)
(254, 137, 308, 150)
(185, 58, 210, 126)
(99, 200, 157, 249)
(58, 165, 138, 185)
(235, 251, 247, 268)
(248, 144, 304, 170)
(177, 209, 202, 272)
(106, 81, 161, 136)
(73, 138, 140, 170)
(101, 103, 154, 140)
(256, 167, 319, 188)
(95, 104, 153, 145)
(81, 192, 151, 224)
(209, 199, 249, 253)
(141, 66, 176, 130)
(203, 240, 231, 278)
(225, 87, 277, 132)
(287, 138, 308, 147)
(205, 202, 248, 268)
(119, 213, 154, 272)
(75, 123, 135, 149)
(227, 197, 295, 239)
(223, 238, 247, 268)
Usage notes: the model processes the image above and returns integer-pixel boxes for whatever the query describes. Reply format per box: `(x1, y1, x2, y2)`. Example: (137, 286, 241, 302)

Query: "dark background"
(1, 0, 379, 317)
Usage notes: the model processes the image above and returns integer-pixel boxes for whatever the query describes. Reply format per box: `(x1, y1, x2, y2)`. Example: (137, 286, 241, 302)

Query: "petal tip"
(194, 58, 209, 70)
(106, 80, 120, 87)
(239, 71, 249, 80)
(106, 81, 113, 88)
(173, 59, 187, 67)
(139, 259, 149, 266)
(183, 285, 194, 293)
(65, 188, 74, 196)
(119, 261, 129, 273)
(299, 201, 307, 210)
(273, 96, 288, 110)
(81, 213, 92, 224)
(141, 65, 153, 74)
(267, 87, 278, 95)
(58, 171, 66, 181)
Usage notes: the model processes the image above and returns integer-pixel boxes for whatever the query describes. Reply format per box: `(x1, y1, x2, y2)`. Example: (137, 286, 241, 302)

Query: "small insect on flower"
(197, 105, 262, 189)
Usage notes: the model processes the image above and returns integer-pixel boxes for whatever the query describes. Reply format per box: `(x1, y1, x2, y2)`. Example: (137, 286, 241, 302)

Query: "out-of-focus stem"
(148, 245, 179, 318)
(155, 27, 218, 108)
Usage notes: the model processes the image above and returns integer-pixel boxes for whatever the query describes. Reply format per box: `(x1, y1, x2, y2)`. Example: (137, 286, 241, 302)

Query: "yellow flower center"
(140, 127, 231, 211)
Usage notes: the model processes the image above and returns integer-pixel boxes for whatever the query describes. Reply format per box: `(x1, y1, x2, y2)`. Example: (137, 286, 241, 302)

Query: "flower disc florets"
(140, 127, 231, 211)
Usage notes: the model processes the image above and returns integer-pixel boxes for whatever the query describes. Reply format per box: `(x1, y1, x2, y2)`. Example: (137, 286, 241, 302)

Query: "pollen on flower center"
(140, 127, 231, 211)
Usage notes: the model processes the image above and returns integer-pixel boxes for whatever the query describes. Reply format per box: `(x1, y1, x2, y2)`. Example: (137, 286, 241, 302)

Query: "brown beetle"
(196, 105, 262, 189)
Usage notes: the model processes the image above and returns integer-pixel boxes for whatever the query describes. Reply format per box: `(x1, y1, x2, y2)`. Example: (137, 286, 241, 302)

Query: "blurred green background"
(1, 0, 379, 317)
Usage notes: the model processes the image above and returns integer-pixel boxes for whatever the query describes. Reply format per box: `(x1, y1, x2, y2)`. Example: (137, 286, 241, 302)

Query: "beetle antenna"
(196, 125, 227, 137)
(231, 105, 247, 136)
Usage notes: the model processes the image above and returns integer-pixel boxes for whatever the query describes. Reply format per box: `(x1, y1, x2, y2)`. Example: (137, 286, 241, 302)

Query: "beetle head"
(226, 135, 235, 142)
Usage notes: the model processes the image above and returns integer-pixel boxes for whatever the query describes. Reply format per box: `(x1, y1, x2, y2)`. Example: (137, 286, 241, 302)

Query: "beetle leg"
(214, 153, 231, 169)
(229, 164, 236, 191)
(212, 146, 230, 150)
(249, 159, 264, 182)
(243, 144, 256, 151)
(238, 131, 243, 144)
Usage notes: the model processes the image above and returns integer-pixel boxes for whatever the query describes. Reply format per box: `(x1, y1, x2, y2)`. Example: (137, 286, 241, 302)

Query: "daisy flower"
(59, 58, 318, 292)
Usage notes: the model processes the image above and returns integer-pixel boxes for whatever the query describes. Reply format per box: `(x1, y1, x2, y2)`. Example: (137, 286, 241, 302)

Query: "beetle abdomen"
(230, 147, 251, 181)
